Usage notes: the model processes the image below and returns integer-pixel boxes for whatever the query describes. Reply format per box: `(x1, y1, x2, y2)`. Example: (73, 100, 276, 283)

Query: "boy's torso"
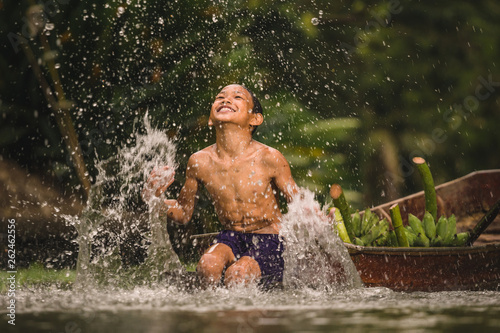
(193, 142, 282, 234)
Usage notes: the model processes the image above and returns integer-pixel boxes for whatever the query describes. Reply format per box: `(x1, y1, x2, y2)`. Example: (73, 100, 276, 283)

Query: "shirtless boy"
(143, 84, 299, 288)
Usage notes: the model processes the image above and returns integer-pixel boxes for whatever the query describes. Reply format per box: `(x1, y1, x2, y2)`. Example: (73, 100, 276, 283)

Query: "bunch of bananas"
(331, 158, 475, 248)
(336, 207, 469, 247)
(403, 212, 469, 247)
(349, 209, 398, 247)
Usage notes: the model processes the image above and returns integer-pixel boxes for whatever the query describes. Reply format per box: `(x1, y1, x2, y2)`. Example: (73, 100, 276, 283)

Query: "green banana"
(360, 219, 388, 245)
(332, 207, 343, 222)
(422, 211, 436, 239)
(336, 221, 352, 244)
(369, 213, 380, 229)
(408, 213, 426, 235)
(436, 216, 448, 239)
(414, 232, 431, 247)
(353, 237, 365, 246)
(352, 211, 362, 237)
(404, 227, 416, 246)
(376, 219, 390, 245)
(444, 214, 457, 245)
(452, 232, 469, 247)
(405, 223, 417, 236)
(361, 209, 373, 235)
(373, 230, 390, 247)
(381, 218, 390, 230)
(431, 235, 444, 247)
(387, 230, 399, 247)
(332, 208, 349, 241)
(408, 212, 432, 247)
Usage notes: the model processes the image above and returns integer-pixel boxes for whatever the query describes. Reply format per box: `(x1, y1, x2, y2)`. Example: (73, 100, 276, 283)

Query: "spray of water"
(280, 188, 363, 291)
(65, 112, 183, 287)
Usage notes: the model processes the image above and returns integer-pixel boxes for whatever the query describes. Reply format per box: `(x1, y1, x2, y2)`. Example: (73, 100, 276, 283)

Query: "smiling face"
(208, 84, 263, 133)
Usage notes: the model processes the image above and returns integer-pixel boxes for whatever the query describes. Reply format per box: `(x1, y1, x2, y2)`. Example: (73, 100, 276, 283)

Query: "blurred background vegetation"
(1, 0, 500, 264)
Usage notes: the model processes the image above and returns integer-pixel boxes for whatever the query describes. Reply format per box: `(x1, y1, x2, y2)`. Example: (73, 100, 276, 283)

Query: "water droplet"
(311, 17, 319, 26)
(45, 23, 55, 31)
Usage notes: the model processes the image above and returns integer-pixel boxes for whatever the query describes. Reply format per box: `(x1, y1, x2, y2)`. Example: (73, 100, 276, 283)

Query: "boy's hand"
(142, 166, 175, 202)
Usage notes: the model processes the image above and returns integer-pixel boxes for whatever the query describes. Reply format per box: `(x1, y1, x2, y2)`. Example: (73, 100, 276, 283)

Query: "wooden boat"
(191, 170, 500, 292)
(346, 169, 500, 292)
(346, 242, 500, 291)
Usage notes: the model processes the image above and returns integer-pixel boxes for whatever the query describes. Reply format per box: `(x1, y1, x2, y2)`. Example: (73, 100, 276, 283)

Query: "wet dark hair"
(241, 86, 263, 134)
(242, 86, 263, 115)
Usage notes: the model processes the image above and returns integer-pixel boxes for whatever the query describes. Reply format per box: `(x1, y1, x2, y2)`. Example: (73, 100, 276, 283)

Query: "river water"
(3, 286, 500, 332)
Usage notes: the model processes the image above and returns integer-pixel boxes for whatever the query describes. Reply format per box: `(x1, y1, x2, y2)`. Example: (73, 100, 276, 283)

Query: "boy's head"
(209, 84, 264, 134)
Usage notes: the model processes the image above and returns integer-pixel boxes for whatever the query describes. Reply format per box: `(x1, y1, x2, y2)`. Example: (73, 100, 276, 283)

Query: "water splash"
(65, 112, 183, 287)
(64, 113, 361, 292)
(280, 188, 363, 291)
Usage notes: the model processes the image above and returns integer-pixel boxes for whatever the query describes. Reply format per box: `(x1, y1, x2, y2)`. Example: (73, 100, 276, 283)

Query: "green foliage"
(0, 262, 75, 293)
(1, 0, 500, 214)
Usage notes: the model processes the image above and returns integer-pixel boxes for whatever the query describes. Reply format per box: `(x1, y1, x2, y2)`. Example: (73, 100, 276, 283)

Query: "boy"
(143, 84, 299, 288)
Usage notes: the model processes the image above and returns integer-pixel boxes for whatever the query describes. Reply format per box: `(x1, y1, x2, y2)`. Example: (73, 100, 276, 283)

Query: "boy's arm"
(268, 149, 299, 202)
(270, 149, 327, 220)
(162, 155, 200, 225)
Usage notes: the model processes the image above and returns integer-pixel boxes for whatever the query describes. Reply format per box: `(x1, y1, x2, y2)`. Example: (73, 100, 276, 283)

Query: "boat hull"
(346, 243, 500, 291)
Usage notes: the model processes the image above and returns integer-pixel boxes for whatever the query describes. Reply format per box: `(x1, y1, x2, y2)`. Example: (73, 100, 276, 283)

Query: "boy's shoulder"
(251, 141, 289, 167)
(252, 140, 281, 155)
(187, 145, 215, 164)
(184, 147, 213, 177)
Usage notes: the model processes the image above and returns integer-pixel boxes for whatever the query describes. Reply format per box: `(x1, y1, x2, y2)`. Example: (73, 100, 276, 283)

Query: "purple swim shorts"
(212, 230, 285, 288)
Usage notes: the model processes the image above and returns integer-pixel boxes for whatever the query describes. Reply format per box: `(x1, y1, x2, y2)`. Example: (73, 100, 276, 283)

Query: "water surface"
(3, 286, 500, 332)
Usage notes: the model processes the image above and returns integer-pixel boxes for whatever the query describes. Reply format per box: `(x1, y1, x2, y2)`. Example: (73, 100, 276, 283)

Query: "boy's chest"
(201, 159, 272, 199)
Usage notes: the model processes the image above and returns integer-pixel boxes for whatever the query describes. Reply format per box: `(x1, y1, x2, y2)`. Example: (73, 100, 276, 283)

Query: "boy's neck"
(214, 124, 254, 159)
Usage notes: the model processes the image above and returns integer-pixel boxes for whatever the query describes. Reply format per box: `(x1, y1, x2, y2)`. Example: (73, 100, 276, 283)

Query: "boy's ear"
(249, 113, 263, 127)
(208, 116, 214, 126)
